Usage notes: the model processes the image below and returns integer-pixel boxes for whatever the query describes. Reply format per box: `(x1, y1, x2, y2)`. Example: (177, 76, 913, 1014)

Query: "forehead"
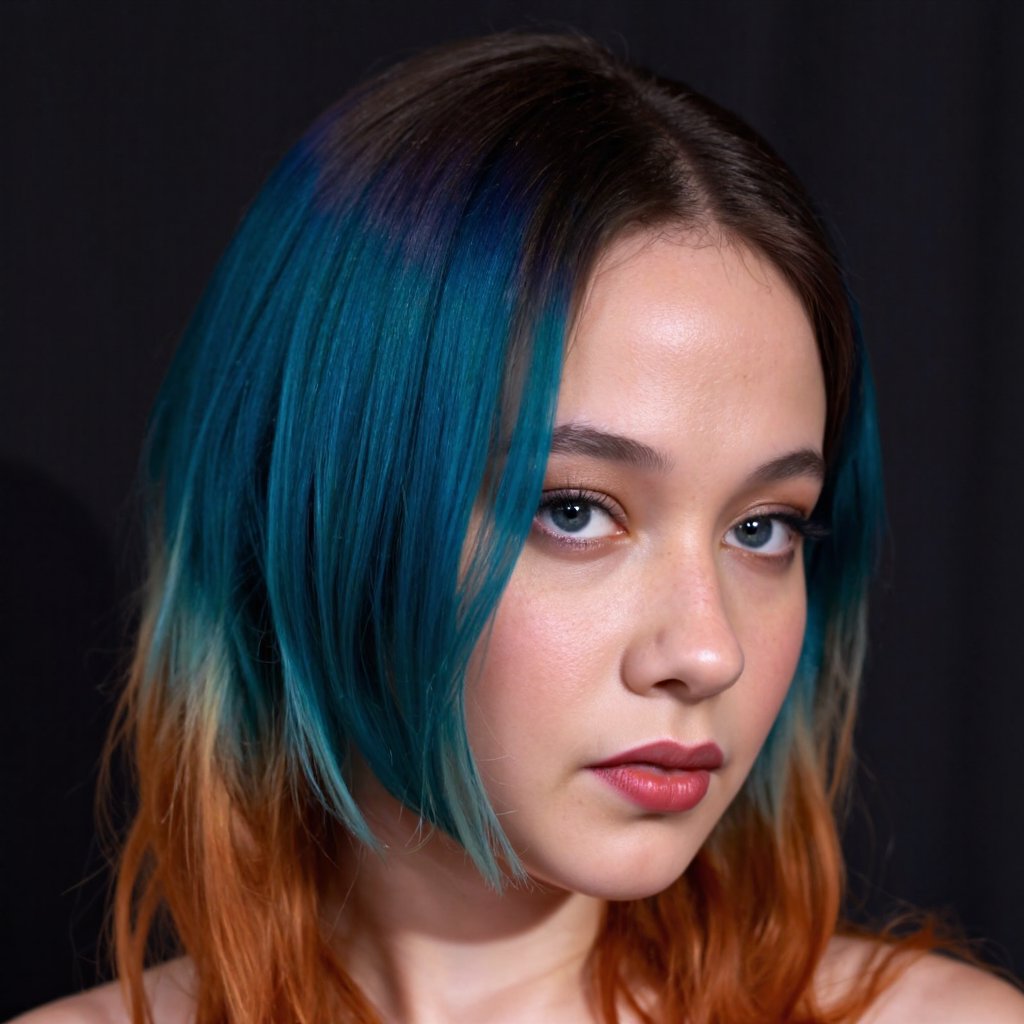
(557, 230, 825, 461)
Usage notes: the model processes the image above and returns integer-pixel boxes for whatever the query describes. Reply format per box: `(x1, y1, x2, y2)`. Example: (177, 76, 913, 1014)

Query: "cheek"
(733, 577, 808, 740)
(464, 564, 609, 768)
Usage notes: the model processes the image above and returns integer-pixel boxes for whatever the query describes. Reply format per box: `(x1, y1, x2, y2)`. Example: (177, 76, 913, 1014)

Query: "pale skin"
(14, 230, 1024, 1023)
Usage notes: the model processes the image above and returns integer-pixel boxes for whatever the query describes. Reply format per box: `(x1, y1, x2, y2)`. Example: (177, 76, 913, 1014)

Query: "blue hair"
(144, 115, 582, 880)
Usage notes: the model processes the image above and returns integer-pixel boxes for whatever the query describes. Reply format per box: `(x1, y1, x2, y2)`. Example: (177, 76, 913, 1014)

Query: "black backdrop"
(3, 1, 1023, 1016)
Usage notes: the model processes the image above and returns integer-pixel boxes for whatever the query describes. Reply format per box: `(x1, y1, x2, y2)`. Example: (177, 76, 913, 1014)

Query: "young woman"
(16, 31, 1024, 1024)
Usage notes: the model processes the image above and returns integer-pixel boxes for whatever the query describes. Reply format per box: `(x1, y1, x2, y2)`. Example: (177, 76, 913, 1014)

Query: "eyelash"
(770, 513, 829, 540)
(533, 489, 828, 555)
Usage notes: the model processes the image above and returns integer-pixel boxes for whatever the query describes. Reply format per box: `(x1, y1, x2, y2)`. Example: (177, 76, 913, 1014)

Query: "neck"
(326, 777, 605, 1024)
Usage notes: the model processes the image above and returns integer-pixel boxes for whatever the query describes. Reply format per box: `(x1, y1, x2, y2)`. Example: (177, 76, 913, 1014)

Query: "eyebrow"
(547, 422, 825, 485)
(548, 423, 672, 472)
(744, 448, 826, 487)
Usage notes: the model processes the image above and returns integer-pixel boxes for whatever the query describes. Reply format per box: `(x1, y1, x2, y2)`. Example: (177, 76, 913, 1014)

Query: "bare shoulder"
(821, 935, 1024, 1023)
(863, 953, 1024, 1023)
(6, 958, 195, 1024)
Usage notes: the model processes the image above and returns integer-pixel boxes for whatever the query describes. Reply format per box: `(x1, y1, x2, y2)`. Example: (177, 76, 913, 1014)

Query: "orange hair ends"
(109, 637, 382, 1024)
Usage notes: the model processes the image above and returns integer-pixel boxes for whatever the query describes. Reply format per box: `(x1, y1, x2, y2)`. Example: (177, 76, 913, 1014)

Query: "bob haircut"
(113, 31, 907, 1024)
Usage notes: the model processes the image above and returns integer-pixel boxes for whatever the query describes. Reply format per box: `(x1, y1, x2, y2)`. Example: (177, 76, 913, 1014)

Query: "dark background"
(3, 0, 1022, 1016)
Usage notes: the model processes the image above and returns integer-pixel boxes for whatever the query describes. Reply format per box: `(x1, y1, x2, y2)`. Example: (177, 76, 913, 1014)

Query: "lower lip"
(591, 765, 711, 813)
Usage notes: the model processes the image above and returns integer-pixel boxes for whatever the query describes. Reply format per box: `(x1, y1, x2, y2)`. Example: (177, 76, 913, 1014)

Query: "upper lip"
(591, 740, 724, 771)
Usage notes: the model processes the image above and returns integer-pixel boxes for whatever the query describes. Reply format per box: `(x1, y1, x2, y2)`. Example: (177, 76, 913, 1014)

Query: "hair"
(109, 31, 937, 1024)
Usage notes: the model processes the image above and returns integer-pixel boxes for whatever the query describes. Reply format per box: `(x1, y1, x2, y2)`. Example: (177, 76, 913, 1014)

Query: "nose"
(620, 548, 744, 701)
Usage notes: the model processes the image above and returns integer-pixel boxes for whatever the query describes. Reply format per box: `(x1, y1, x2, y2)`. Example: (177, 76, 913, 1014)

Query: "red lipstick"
(590, 741, 723, 813)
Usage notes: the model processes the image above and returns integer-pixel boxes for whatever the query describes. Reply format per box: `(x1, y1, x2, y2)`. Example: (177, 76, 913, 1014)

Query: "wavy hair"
(110, 32, 931, 1023)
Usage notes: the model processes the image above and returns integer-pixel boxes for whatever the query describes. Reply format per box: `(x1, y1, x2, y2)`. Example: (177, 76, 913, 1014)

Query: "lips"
(591, 740, 724, 772)
(589, 741, 723, 813)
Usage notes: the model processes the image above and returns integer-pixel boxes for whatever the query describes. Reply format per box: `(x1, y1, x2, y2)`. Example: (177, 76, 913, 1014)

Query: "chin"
(527, 863, 692, 903)
(519, 831, 705, 902)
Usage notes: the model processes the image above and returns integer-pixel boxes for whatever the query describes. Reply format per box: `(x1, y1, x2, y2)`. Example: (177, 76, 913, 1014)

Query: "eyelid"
(736, 499, 826, 532)
(541, 486, 627, 520)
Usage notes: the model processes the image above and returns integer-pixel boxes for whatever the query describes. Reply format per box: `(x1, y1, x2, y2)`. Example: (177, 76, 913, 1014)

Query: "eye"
(534, 489, 624, 545)
(724, 515, 800, 557)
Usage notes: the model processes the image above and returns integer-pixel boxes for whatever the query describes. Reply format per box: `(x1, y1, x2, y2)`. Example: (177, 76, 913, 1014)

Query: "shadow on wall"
(0, 460, 130, 1017)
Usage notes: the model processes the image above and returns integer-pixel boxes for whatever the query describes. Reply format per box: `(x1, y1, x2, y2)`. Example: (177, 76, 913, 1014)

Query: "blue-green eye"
(725, 516, 796, 556)
(534, 490, 622, 543)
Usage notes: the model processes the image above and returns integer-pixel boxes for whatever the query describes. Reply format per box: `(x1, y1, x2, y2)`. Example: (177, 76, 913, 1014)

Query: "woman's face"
(466, 229, 827, 900)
